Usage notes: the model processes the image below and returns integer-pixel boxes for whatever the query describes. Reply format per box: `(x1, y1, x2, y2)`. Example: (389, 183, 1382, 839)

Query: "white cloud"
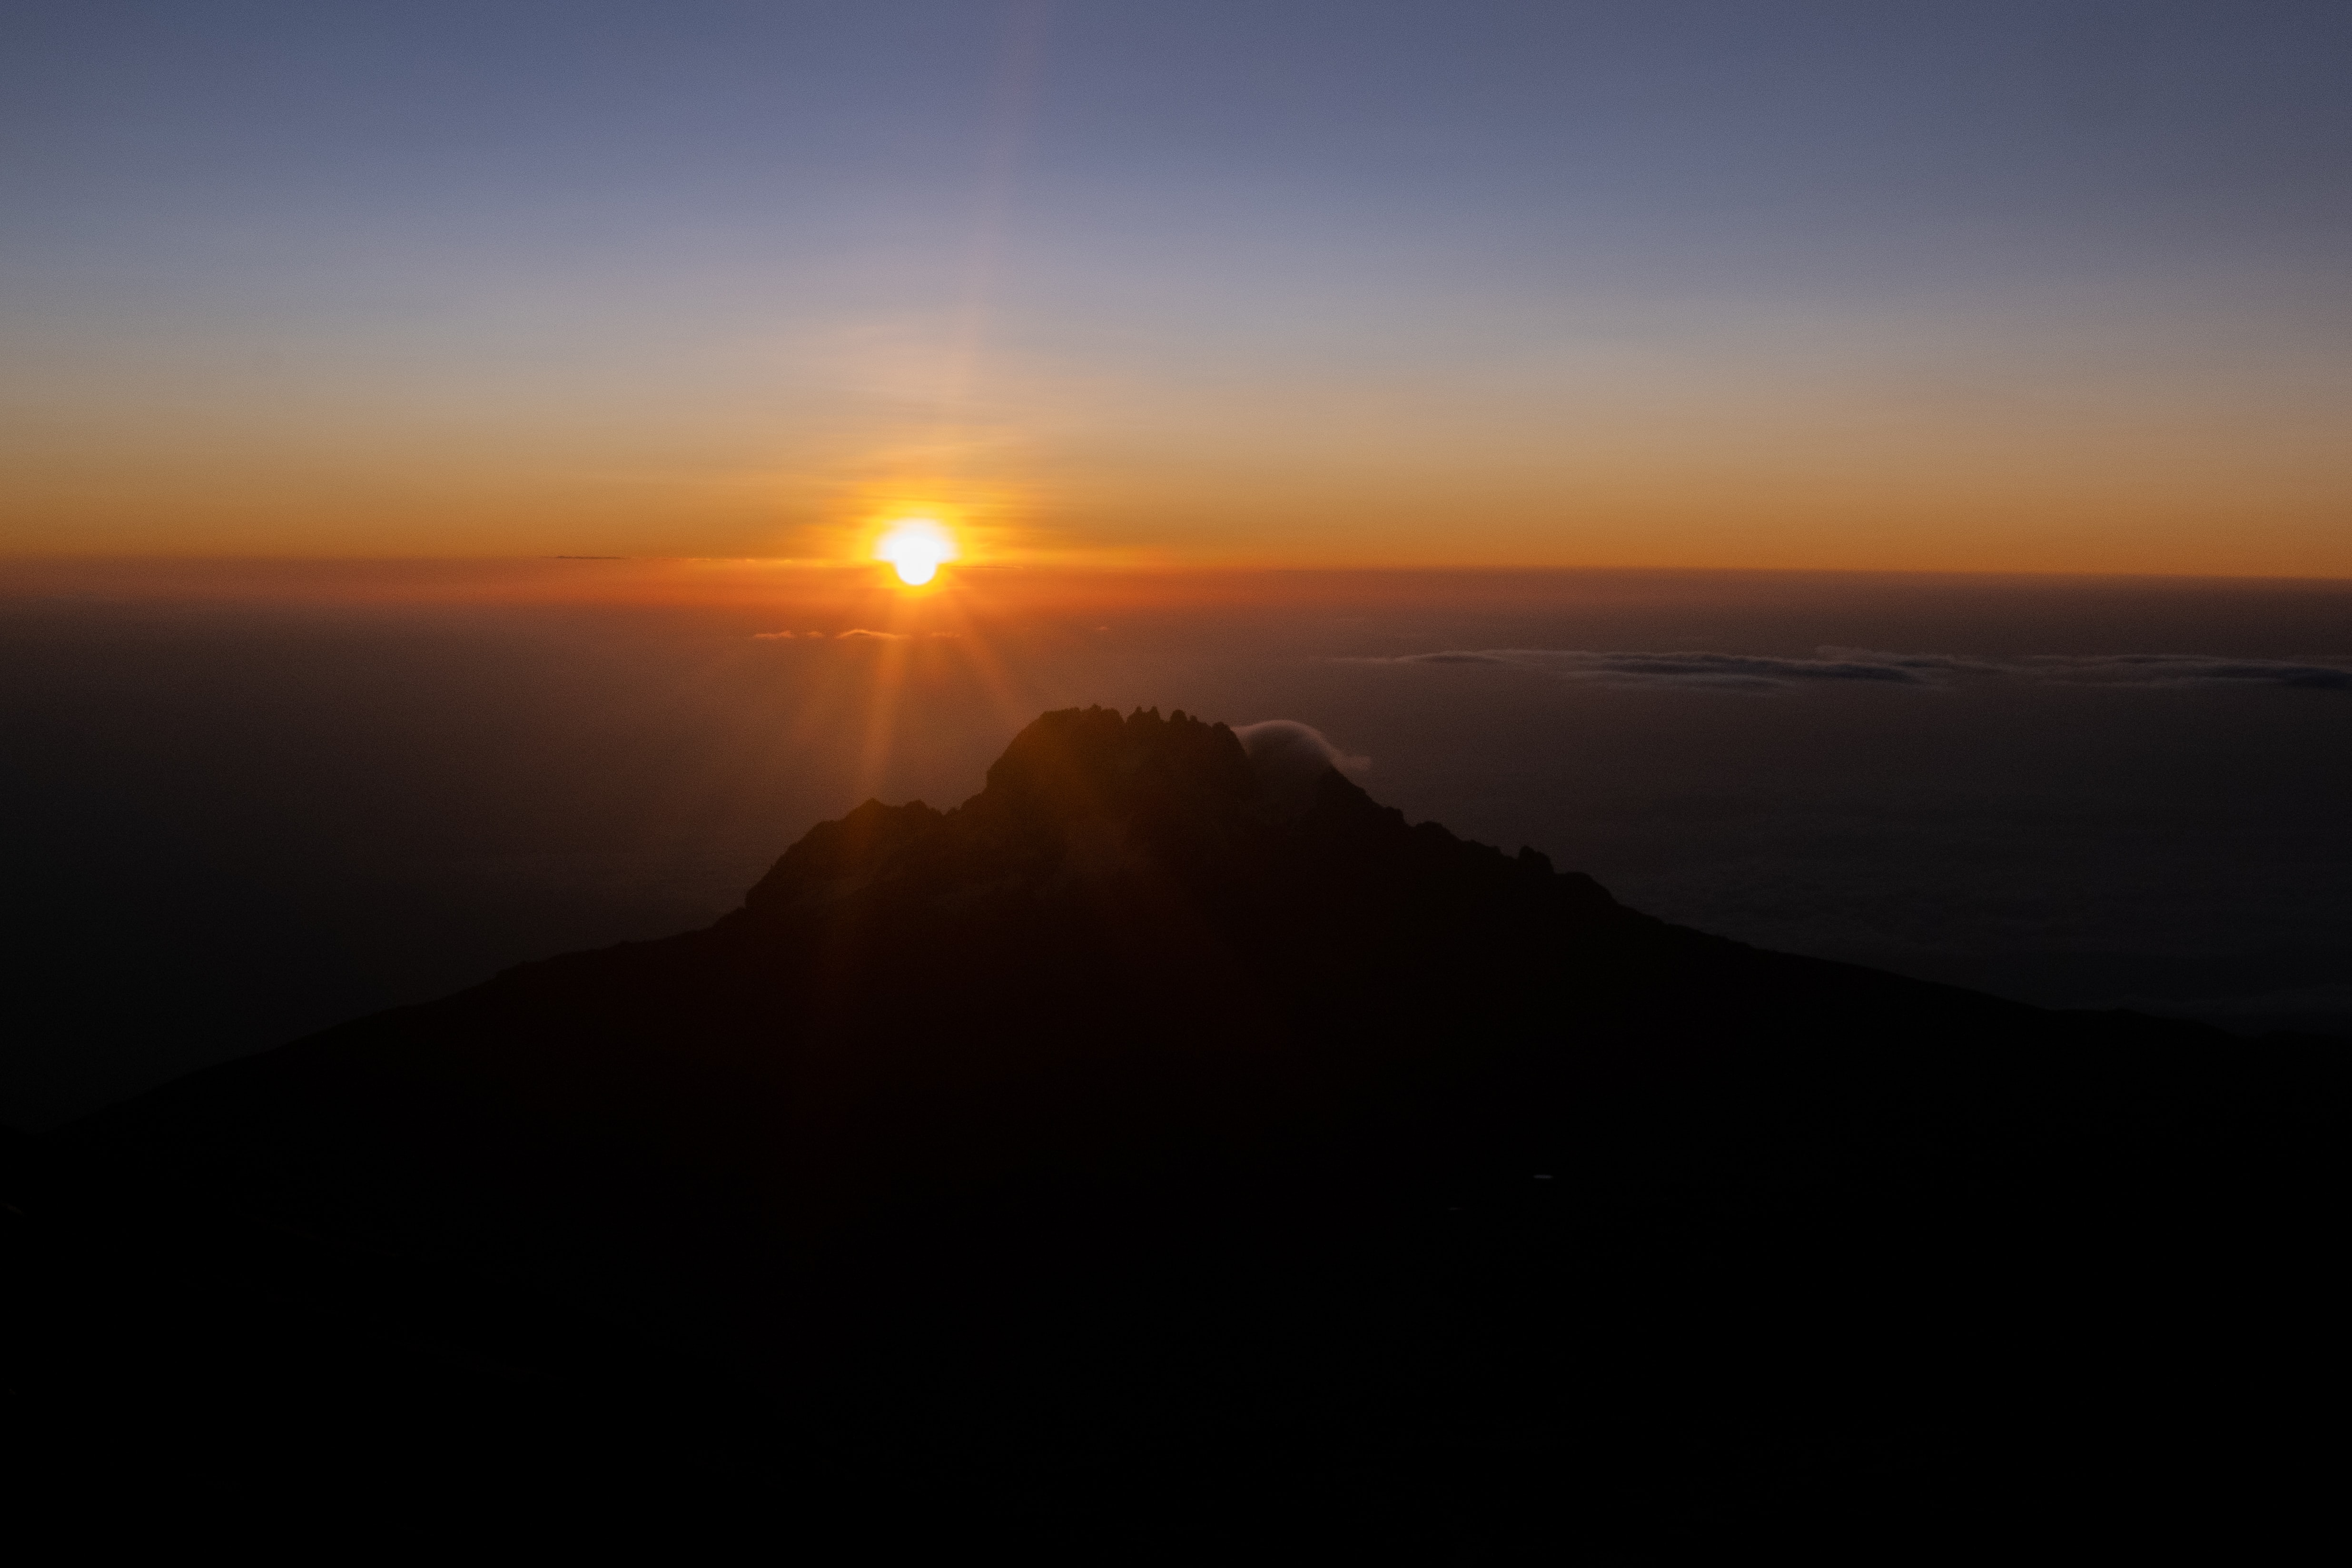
(1231, 720, 1370, 819)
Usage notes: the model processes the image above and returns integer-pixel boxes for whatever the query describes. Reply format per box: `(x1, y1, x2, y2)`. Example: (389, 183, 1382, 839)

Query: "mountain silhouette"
(11, 707, 2341, 1550)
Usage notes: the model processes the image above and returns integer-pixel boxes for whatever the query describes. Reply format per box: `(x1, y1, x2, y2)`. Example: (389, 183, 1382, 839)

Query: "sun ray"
(925, 589, 1030, 738)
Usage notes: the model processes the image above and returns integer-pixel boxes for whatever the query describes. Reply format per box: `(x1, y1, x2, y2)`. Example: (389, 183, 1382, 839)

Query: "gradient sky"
(5, 1, 2349, 572)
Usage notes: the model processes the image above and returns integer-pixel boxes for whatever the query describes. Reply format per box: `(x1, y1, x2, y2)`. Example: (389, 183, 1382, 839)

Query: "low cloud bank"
(1350, 648, 2352, 691)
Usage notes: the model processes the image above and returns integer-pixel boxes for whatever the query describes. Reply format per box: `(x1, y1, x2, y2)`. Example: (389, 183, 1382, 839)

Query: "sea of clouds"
(1351, 649, 2352, 690)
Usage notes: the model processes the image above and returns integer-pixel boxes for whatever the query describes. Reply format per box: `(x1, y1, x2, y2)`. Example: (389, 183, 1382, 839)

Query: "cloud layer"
(1351, 649, 2352, 691)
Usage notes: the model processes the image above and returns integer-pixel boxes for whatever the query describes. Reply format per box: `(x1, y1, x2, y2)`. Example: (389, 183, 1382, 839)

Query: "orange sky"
(8, 296, 2347, 579)
(7, 389, 2346, 578)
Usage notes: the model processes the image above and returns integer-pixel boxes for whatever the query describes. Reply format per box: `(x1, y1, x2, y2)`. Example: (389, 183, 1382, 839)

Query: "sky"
(5, 1, 2351, 573)
(7, 6, 2349, 1128)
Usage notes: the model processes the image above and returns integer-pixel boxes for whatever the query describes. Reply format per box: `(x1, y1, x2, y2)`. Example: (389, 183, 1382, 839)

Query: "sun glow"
(875, 519, 959, 586)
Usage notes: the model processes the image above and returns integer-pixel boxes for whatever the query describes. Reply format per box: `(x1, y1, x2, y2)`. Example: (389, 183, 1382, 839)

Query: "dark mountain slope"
(14, 707, 2342, 1550)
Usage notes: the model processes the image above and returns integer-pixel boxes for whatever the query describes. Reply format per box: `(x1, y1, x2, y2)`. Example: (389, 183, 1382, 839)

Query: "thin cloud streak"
(1346, 649, 2352, 691)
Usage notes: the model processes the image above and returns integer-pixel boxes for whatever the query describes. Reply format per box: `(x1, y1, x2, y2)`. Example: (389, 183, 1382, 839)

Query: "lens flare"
(875, 519, 958, 586)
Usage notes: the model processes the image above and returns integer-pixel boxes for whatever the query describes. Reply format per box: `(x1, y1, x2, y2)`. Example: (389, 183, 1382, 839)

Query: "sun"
(874, 518, 959, 586)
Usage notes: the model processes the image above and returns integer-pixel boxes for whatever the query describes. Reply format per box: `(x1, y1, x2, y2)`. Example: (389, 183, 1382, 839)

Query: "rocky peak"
(739, 705, 1614, 935)
(977, 705, 1261, 827)
(742, 707, 1280, 914)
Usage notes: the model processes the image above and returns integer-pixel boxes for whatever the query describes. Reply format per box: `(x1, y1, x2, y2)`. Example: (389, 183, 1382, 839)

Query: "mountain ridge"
(12, 704, 2340, 1548)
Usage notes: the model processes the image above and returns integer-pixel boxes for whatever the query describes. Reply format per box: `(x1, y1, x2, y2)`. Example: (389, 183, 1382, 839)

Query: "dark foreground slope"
(10, 708, 2342, 1550)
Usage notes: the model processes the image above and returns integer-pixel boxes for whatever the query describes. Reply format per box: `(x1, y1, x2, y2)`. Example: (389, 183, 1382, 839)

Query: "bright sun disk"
(875, 519, 957, 586)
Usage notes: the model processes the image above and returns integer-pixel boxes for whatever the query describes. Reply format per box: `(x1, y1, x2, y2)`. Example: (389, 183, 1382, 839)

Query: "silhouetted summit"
(17, 706, 2341, 1548)
(743, 704, 1608, 926)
